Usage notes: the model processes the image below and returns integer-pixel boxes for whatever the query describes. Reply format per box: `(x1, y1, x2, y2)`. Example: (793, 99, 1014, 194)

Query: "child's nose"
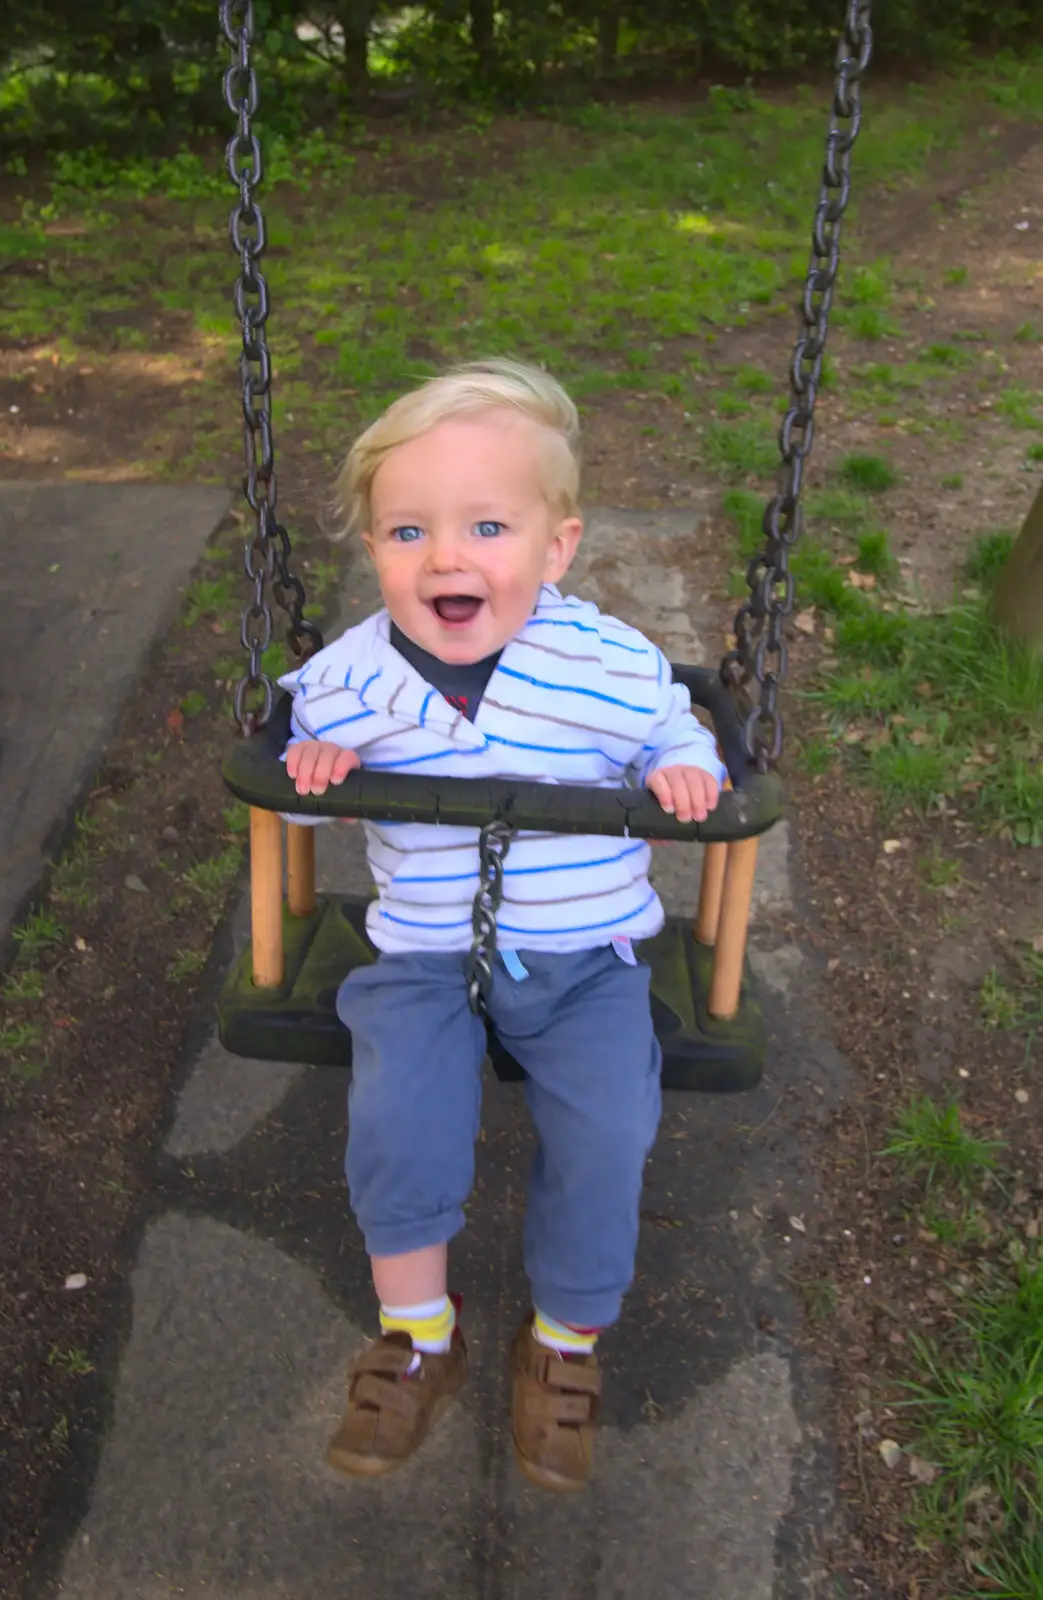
(424, 531, 467, 572)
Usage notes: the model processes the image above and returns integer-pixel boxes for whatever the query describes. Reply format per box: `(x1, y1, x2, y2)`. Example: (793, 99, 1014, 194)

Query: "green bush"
(6, 1, 1043, 152)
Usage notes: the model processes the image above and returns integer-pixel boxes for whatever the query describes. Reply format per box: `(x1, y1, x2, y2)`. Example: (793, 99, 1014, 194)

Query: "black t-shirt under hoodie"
(390, 622, 502, 725)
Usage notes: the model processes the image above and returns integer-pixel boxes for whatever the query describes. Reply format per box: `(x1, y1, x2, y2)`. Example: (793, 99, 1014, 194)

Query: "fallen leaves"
(847, 570, 878, 591)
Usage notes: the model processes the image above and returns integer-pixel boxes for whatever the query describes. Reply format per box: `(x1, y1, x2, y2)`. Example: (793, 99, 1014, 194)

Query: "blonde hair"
(335, 358, 581, 536)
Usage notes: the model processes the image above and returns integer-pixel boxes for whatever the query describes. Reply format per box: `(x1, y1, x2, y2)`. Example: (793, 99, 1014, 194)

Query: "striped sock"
(379, 1294, 456, 1354)
(532, 1309, 600, 1357)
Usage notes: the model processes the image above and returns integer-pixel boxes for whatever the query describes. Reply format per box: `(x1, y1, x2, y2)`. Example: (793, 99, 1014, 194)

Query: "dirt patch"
(784, 744, 1042, 1599)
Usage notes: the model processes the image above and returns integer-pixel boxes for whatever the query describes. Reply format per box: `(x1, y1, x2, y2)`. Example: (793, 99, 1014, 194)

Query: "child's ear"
(543, 515, 583, 584)
(360, 530, 376, 563)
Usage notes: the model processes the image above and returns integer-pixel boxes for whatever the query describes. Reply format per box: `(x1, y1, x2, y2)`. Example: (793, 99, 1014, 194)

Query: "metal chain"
(467, 821, 514, 1016)
(721, 0, 872, 772)
(221, 0, 322, 732)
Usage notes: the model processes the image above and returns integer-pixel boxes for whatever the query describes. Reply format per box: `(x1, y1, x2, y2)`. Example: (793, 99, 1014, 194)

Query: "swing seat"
(219, 666, 782, 1094)
(217, 894, 765, 1093)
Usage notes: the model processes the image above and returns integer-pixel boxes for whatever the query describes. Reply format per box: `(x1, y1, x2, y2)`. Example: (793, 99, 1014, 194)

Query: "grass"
(11, 908, 67, 963)
(729, 363, 776, 395)
(0, 1017, 49, 1092)
(184, 577, 236, 627)
(883, 1096, 1005, 1193)
(222, 801, 250, 835)
(180, 690, 209, 719)
(1, 1020, 46, 1058)
(856, 529, 899, 580)
(2, 967, 46, 1001)
(701, 416, 779, 479)
(49, 811, 107, 911)
(917, 848, 963, 891)
(0, 71, 1033, 476)
(176, 847, 243, 923)
(979, 969, 1023, 1030)
(719, 512, 1043, 843)
(798, 1276, 838, 1323)
(848, 306, 899, 340)
(923, 341, 974, 369)
(167, 947, 208, 983)
(881, 1091, 1043, 1592)
(964, 532, 1015, 589)
(899, 1255, 1043, 1594)
(840, 453, 899, 494)
(995, 387, 1043, 431)
(980, 951, 1043, 1036)
(47, 1344, 94, 1377)
(824, 596, 1043, 843)
(806, 486, 875, 530)
(795, 734, 836, 776)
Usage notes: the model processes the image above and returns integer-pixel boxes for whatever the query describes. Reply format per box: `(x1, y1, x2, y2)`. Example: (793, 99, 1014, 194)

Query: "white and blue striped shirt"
(281, 585, 726, 956)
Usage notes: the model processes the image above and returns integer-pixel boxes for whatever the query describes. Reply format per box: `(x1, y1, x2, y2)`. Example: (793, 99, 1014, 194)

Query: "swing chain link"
(221, 0, 322, 733)
(722, 0, 872, 772)
(467, 821, 514, 1017)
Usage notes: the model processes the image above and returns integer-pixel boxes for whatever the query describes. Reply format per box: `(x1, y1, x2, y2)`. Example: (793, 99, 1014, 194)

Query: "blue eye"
(391, 525, 424, 543)
(474, 520, 505, 539)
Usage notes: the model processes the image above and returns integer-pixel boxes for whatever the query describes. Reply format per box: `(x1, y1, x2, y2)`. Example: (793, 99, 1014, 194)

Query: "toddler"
(282, 359, 723, 1492)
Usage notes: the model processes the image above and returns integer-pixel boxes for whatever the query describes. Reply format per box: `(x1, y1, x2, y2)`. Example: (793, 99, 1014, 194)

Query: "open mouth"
(430, 595, 484, 626)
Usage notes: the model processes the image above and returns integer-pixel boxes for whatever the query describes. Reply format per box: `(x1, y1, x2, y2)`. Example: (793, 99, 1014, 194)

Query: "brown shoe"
(510, 1316, 602, 1493)
(326, 1329, 467, 1478)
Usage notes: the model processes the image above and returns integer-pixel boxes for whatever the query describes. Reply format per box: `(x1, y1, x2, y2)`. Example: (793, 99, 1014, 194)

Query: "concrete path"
(0, 483, 229, 940)
(42, 508, 851, 1599)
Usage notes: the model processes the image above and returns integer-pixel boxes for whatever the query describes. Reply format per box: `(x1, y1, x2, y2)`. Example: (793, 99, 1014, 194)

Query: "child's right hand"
(286, 740, 361, 796)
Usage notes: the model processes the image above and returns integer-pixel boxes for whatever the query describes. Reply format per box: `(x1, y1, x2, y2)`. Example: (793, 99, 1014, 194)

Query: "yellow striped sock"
(533, 1309, 599, 1356)
(380, 1294, 455, 1353)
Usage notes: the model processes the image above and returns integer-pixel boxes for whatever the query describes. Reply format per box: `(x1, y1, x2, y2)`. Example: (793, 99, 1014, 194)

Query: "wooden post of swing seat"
(707, 836, 759, 1021)
(694, 772, 731, 947)
(250, 807, 284, 988)
(695, 842, 729, 946)
(286, 823, 316, 918)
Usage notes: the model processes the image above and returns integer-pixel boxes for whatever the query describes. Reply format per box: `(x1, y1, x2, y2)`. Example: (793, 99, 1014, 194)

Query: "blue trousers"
(336, 946, 662, 1329)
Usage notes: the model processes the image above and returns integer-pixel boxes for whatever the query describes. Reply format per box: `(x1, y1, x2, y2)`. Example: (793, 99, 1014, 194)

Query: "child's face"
(362, 409, 583, 664)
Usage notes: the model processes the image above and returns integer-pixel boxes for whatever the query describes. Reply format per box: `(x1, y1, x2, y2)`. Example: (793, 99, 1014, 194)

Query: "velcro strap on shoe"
(353, 1372, 420, 1420)
(524, 1391, 595, 1423)
(355, 1343, 414, 1379)
(543, 1362, 602, 1396)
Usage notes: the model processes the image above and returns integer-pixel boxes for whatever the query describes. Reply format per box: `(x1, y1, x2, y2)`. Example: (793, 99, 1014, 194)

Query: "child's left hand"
(646, 765, 720, 824)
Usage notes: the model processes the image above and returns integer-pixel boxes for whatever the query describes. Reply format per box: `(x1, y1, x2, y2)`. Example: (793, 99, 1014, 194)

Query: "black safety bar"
(221, 665, 783, 844)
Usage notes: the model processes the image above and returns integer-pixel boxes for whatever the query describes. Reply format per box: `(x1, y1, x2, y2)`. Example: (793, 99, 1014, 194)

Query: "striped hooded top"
(280, 584, 726, 956)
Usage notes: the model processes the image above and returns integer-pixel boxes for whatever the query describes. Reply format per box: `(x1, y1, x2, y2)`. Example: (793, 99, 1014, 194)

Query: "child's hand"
(286, 740, 360, 796)
(646, 765, 720, 824)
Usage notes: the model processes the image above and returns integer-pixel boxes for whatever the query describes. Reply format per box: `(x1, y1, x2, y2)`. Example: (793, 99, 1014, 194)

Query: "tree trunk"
(332, 4, 373, 101)
(598, 3, 622, 75)
(469, 0, 496, 72)
(993, 484, 1043, 651)
(145, 39, 178, 124)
